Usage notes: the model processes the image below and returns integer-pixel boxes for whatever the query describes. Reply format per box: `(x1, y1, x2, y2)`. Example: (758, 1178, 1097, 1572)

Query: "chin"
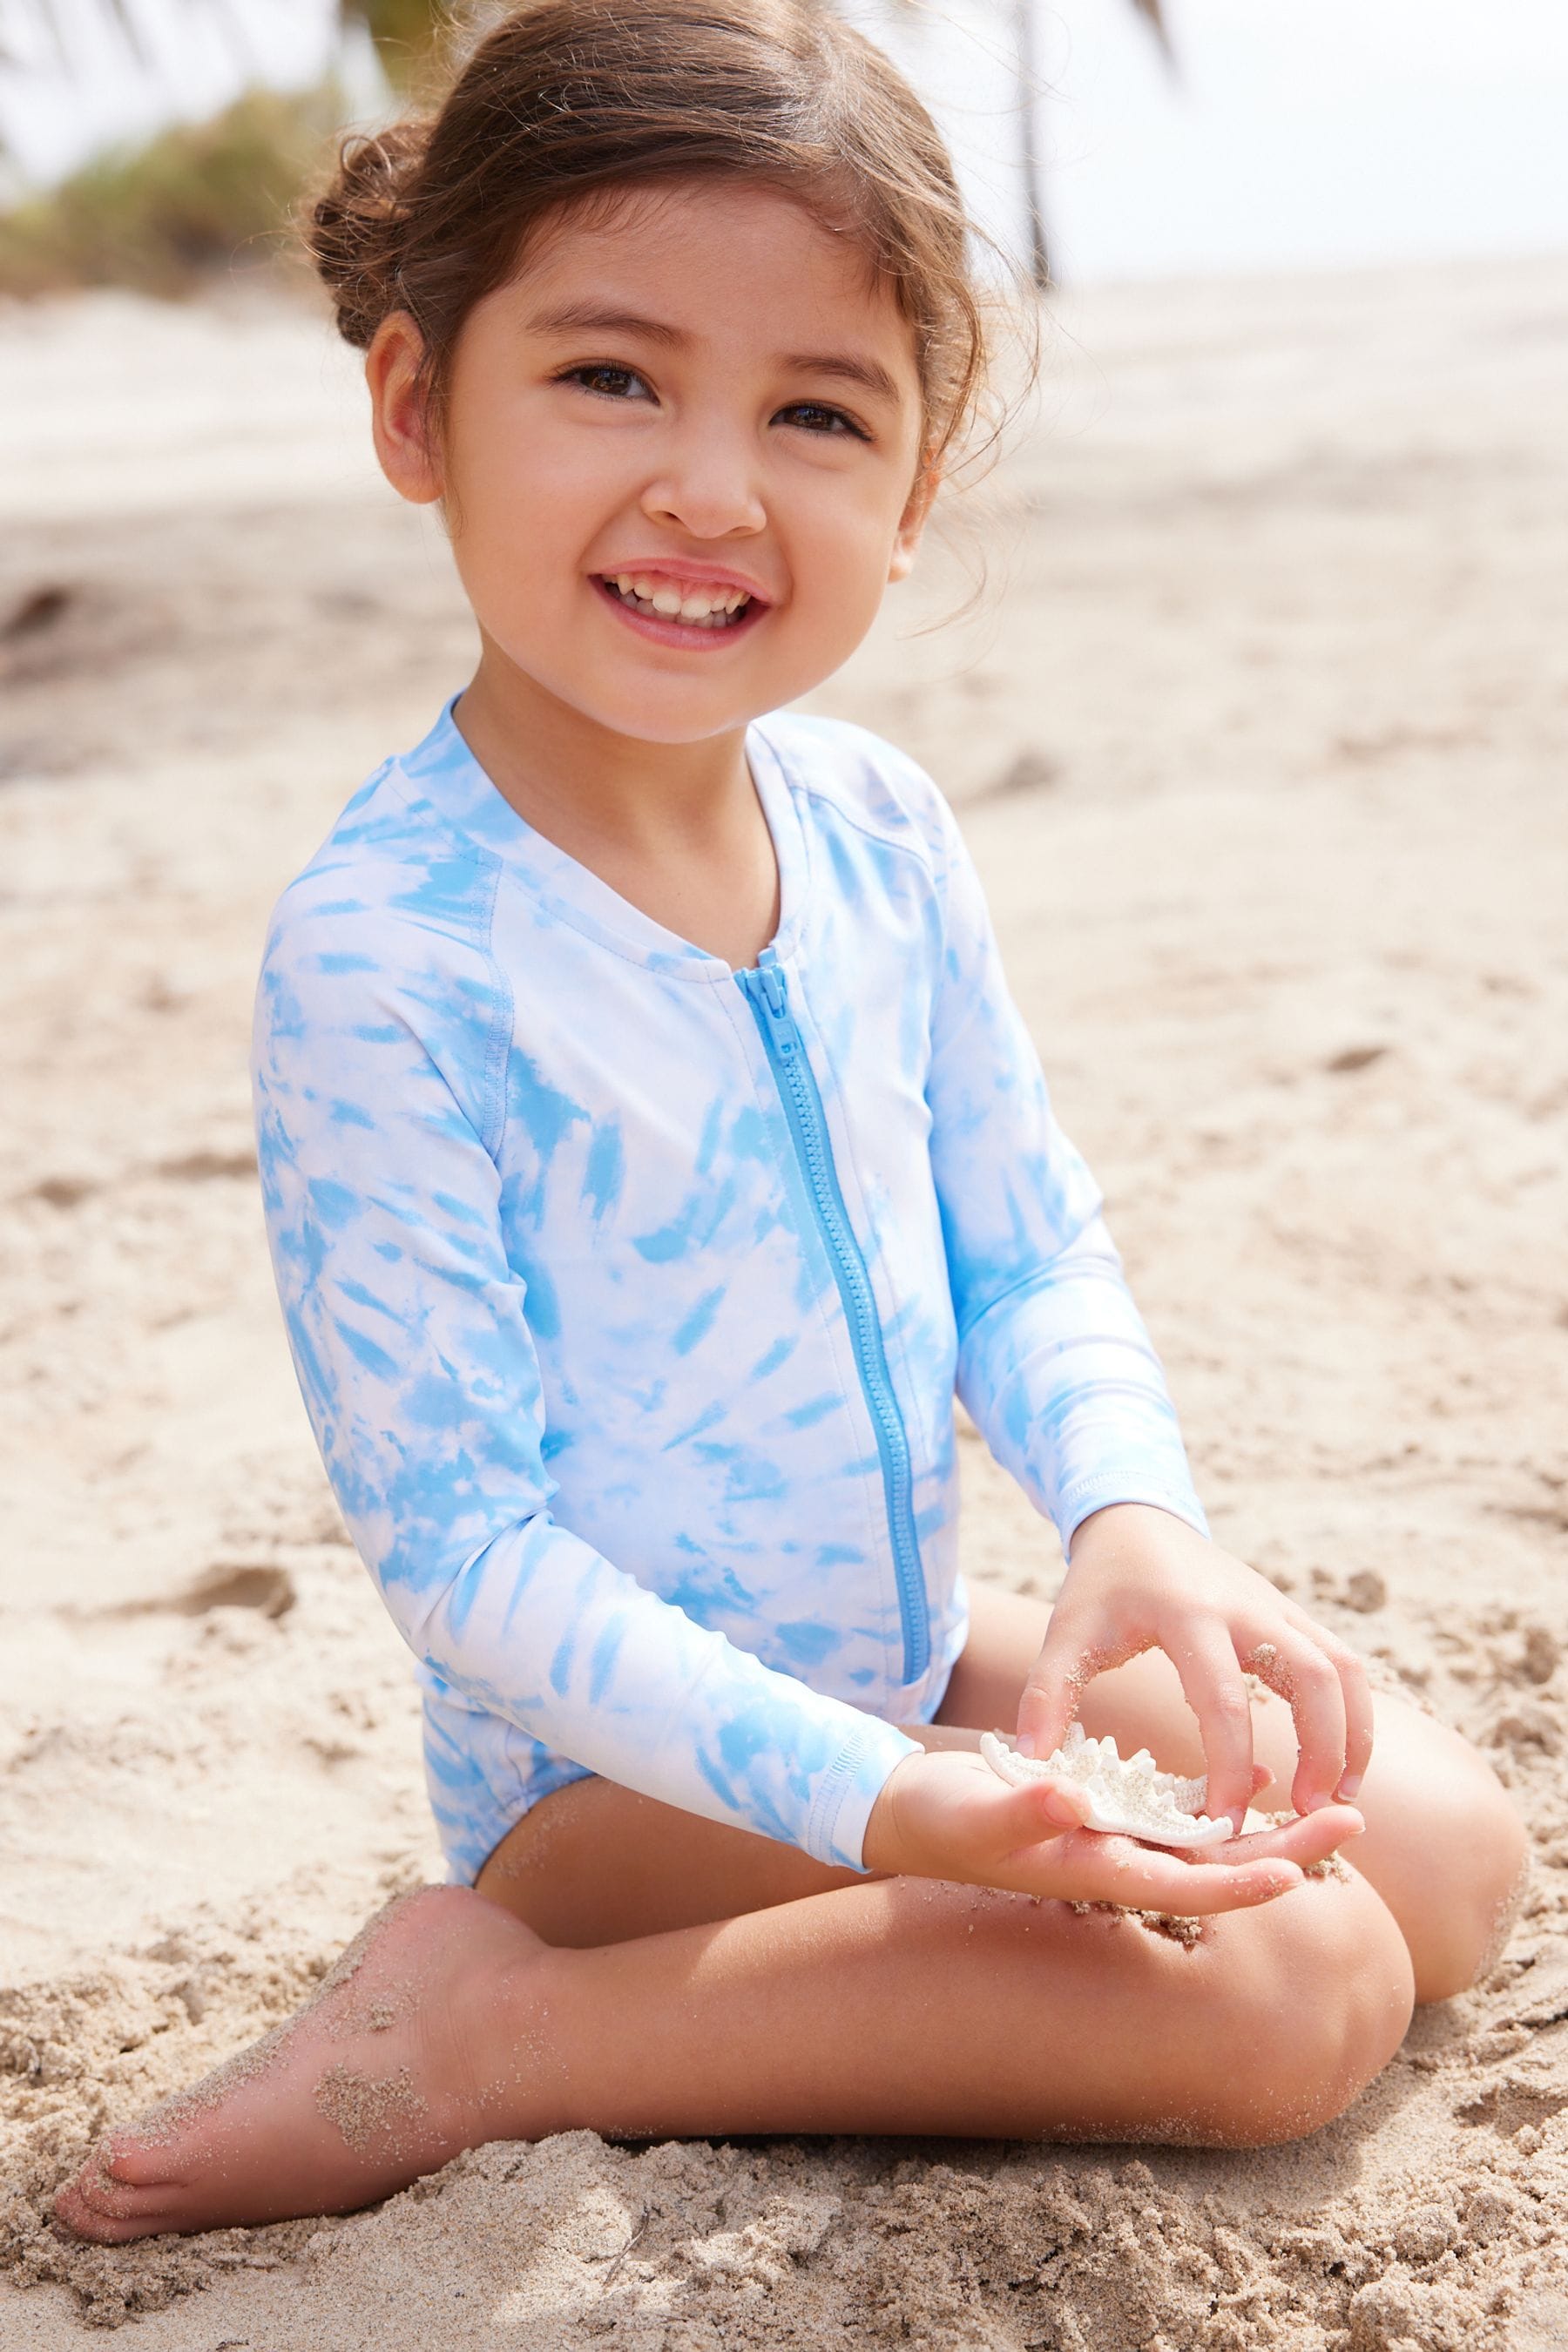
(585, 686, 771, 745)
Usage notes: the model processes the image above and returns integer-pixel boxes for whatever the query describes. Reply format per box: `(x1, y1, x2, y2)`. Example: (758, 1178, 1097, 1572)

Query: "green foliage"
(0, 84, 336, 299)
(0, 2, 1159, 299)
(349, 0, 448, 82)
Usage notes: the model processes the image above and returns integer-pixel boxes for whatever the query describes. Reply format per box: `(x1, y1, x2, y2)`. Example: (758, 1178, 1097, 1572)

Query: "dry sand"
(2, 253, 1566, 2348)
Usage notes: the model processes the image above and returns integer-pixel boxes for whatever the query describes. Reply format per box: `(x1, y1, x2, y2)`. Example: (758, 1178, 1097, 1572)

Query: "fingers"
(1208, 1801, 1364, 1871)
(1166, 1630, 1257, 1831)
(1281, 1603, 1376, 1800)
(1248, 1613, 1374, 1813)
(966, 1755, 1362, 1914)
(997, 1797, 1365, 1915)
(1152, 1858, 1304, 1915)
(1252, 1633, 1349, 1815)
(1051, 1831, 1304, 1916)
(1335, 1650, 1376, 1799)
(1014, 1624, 1100, 1761)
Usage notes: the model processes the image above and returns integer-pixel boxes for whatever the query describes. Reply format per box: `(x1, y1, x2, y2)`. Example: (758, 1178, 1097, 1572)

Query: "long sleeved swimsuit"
(252, 702, 1207, 1882)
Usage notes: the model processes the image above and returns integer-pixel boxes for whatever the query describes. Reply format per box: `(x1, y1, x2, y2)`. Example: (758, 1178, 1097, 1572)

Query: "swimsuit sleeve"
(923, 799, 1209, 1553)
(251, 886, 916, 1872)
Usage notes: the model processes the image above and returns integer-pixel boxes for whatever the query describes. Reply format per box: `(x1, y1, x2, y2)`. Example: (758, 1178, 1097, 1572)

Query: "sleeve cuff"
(1058, 1481, 1210, 1555)
(807, 1714, 922, 1872)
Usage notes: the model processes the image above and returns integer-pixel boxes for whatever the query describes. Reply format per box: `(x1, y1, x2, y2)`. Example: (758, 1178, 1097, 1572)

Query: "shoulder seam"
(755, 720, 942, 876)
(793, 774, 939, 872)
(379, 760, 513, 882)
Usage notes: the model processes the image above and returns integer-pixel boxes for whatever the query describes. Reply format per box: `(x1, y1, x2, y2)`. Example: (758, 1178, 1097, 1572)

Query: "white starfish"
(979, 1723, 1235, 1848)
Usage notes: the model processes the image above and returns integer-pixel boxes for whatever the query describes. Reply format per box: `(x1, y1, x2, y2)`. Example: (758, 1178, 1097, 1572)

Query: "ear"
(888, 453, 941, 584)
(366, 313, 443, 505)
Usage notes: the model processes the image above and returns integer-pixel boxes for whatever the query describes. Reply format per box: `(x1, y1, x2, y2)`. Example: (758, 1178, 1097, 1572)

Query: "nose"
(639, 414, 767, 541)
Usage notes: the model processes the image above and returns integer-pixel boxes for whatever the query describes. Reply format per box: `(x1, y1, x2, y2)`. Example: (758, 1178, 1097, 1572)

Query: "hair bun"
(294, 0, 1003, 461)
(307, 120, 431, 348)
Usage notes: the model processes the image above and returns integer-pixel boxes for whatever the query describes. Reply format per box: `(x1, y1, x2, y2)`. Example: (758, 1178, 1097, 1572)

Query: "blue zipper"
(736, 947, 929, 1684)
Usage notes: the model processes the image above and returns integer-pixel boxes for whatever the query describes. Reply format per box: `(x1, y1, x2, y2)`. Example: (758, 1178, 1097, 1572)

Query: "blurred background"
(3, 0, 1568, 289)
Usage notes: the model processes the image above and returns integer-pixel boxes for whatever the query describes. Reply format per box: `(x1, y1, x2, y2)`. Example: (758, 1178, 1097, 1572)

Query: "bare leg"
(62, 1580, 1470, 2242)
(527, 1859, 1411, 2146)
(57, 1835, 1414, 2242)
(475, 1764, 873, 1944)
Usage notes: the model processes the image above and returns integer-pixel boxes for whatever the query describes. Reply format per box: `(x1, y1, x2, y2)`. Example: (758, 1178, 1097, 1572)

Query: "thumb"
(995, 1772, 1088, 1846)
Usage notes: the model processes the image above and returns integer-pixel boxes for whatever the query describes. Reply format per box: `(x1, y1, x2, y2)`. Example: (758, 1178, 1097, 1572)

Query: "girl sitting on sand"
(59, 0, 1524, 2243)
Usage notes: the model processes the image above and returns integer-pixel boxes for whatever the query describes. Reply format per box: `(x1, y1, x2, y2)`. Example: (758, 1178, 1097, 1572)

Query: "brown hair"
(307, 0, 1003, 464)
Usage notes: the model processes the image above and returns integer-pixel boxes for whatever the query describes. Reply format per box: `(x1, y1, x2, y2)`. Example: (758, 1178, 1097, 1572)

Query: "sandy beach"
(2, 251, 1566, 2348)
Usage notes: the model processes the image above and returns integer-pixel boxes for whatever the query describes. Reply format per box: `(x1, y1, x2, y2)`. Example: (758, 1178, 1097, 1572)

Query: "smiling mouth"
(596, 571, 758, 632)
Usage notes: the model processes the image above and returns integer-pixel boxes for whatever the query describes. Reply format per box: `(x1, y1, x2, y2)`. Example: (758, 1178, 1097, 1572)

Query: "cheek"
(447, 409, 622, 566)
(787, 475, 906, 610)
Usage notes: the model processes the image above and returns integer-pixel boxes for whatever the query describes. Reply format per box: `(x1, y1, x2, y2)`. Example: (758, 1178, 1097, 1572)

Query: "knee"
(1408, 1746, 1530, 2004)
(1193, 1874, 1415, 2148)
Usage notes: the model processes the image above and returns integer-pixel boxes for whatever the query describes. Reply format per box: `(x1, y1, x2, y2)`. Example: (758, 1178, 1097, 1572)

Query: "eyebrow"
(527, 302, 686, 345)
(781, 352, 903, 406)
(527, 303, 905, 407)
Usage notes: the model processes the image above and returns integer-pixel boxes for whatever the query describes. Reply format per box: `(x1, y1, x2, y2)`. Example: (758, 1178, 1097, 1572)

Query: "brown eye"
(564, 364, 654, 402)
(777, 402, 867, 440)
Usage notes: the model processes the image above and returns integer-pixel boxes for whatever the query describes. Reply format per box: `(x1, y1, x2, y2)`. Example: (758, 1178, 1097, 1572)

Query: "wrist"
(1068, 1500, 1204, 1565)
(862, 1751, 922, 1876)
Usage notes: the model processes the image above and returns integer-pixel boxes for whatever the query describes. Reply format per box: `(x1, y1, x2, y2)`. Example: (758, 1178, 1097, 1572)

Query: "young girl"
(59, 0, 1524, 2243)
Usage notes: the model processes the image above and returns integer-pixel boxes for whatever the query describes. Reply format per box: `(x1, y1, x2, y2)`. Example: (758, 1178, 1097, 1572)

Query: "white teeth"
(605, 575, 752, 625)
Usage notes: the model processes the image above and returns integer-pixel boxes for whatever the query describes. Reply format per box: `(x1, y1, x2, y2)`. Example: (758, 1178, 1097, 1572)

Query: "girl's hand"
(1017, 1504, 1376, 1833)
(862, 1746, 1362, 1913)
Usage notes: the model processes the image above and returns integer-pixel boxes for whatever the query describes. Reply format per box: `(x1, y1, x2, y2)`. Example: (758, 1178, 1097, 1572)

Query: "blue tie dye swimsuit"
(252, 700, 1207, 1882)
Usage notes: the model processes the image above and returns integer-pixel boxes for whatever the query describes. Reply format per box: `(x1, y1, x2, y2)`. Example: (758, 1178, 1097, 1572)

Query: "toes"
(54, 2193, 172, 2245)
(54, 2173, 180, 2244)
(78, 2171, 179, 2223)
(97, 2130, 186, 2191)
(52, 2143, 187, 2242)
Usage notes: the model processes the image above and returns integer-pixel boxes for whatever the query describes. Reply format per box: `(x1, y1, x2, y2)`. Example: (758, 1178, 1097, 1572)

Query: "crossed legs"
(56, 1586, 1523, 2241)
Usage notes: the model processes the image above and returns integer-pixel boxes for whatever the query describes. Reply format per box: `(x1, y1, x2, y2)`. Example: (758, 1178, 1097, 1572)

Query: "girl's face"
(369, 179, 933, 745)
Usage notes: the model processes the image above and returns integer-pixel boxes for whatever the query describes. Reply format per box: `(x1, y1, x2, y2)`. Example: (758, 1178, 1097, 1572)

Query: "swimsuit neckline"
(389, 694, 810, 984)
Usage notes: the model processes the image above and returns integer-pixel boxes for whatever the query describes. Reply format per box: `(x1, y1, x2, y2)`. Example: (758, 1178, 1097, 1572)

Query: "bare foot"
(53, 1886, 560, 2241)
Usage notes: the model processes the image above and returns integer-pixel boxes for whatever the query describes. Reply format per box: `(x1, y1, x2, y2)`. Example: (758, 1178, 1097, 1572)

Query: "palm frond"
(0, 0, 152, 71)
(1127, 0, 1173, 64)
(3, 0, 1177, 290)
(0, 0, 71, 72)
(98, 0, 149, 64)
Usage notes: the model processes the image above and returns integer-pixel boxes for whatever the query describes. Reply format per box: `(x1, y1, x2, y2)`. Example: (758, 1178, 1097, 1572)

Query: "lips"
(591, 568, 768, 649)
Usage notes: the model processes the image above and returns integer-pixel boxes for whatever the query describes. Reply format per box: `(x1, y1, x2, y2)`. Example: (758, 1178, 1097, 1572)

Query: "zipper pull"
(754, 946, 789, 1024)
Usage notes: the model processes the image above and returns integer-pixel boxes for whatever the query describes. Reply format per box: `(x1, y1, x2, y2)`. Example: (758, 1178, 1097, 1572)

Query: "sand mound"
(7, 1974, 1568, 2345)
